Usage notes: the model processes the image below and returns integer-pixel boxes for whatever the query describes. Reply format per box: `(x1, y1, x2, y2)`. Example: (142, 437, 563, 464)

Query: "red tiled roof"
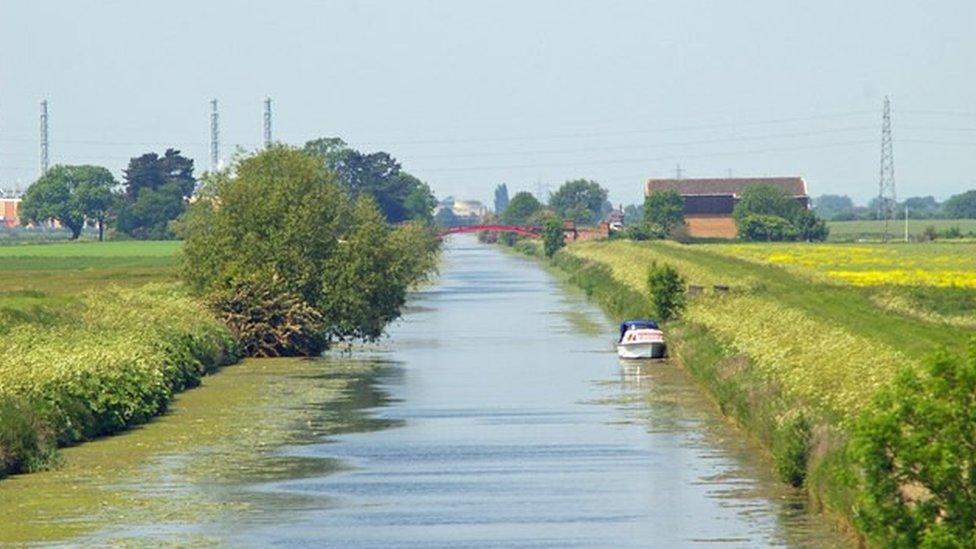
(645, 177, 807, 197)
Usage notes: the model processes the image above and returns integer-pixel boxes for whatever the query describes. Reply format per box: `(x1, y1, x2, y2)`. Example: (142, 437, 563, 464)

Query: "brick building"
(644, 177, 809, 238)
(0, 198, 20, 228)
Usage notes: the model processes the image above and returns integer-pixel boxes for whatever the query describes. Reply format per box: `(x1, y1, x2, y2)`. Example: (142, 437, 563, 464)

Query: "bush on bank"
(177, 147, 439, 356)
(0, 285, 238, 478)
(646, 262, 685, 321)
(850, 339, 976, 547)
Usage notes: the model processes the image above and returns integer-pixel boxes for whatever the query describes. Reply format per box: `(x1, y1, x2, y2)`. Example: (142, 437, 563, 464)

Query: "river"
(0, 236, 847, 547)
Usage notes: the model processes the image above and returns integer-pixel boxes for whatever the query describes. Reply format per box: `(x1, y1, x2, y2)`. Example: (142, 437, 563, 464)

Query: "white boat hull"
(616, 341, 666, 359)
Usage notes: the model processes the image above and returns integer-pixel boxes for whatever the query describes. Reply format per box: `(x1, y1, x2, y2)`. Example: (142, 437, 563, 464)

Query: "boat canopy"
(620, 319, 659, 339)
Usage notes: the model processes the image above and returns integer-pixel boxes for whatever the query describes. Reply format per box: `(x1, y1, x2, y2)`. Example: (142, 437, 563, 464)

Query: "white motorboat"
(616, 320, 666, 359)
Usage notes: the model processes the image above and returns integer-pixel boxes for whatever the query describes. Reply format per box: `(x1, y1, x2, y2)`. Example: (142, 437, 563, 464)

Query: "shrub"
(917, 225, 939, 242)
(0, 396, 52, 476)
(738, 214, 798, 241)
(793, 209, 829, 242)
(772, 413, 812, 487)
(623, 223, 665, 241)
(542, 219, 565, 257)
(850, 338, 976, 547)
(646, 262, 686, 321)
(942, 225, 963, 239)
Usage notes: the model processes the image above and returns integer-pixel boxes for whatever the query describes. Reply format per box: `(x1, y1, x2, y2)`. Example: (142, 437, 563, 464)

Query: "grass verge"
(0, 284, 238, 477)
(0, 241, 242, 478)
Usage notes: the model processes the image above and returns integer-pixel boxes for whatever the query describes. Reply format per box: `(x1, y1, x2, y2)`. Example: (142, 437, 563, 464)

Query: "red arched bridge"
(438, 224, 541, 238)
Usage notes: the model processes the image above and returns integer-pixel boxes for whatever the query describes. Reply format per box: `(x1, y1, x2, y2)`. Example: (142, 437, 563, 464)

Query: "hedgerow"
(0, 285, 238, 477)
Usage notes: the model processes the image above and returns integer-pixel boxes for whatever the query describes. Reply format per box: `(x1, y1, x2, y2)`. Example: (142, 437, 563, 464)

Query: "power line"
(347, 110, 878, 147)
(899, 109, 976, 117)
(400, 126, 876, 160)
(0, 125, 877, 152)
(414, 139, 877, 173)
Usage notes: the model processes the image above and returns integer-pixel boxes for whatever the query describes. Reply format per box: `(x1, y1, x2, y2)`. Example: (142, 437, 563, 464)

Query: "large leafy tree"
(179, 147, 348, 303)
(117, 149, 196, 239)
(733, 184, 826, 241)
(501, 191, 542, 225)
(122, 148, 195, 200)
(733, 184, 802, 222)
(943, 190, 976, 219)
(303, 137, 436, 223)
(20, 165, 117, 240)
(643, 189, 685, 235)
(178, 146, 438, 356)
(548, 179, 608, 224)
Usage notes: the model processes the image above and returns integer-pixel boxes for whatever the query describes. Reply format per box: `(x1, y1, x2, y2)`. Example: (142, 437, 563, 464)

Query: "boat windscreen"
(619, 319, 659, 339)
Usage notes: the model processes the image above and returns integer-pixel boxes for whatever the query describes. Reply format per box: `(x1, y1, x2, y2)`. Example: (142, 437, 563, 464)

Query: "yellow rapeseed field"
(702, 242, 976, 287)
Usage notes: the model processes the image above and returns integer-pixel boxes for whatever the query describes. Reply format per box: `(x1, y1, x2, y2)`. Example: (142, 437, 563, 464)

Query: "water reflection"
(610, 357, 845, 547)
(0, 357, 400, 544)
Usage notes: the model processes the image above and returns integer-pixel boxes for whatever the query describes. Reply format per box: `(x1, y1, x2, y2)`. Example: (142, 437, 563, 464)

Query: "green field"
(0, 241, 179, 302)
(827, 218, 976, 241)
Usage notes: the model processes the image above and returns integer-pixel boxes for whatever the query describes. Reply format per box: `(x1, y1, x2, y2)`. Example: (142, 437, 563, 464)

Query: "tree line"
(813, 190, 976, 221)
(18, 139, 438, 240)
(433, 178, 612, 230)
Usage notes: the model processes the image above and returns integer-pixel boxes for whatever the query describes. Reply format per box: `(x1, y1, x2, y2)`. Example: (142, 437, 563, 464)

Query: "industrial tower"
(210, 99, 219, 172)
(40, 100, 49, 175)
(877, 96, 896, 241)
(263, 97, 272, 148)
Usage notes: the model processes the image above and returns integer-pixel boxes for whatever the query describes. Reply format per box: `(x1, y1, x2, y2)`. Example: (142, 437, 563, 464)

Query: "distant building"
(644, 177, 809, 238)
(434, 198, 488, 227)
(606, 204, 625, 231)
(0, 192, 22, 228)
(452, 200, 488, 219)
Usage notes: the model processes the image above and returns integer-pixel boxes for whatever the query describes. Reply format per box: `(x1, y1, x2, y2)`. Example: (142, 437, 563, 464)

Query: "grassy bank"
(0, 241, 239, 478)
(527, 238, 976, 543)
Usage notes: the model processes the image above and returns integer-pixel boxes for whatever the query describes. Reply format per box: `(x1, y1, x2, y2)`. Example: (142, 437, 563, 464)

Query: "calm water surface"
(0, 236, 849, 547)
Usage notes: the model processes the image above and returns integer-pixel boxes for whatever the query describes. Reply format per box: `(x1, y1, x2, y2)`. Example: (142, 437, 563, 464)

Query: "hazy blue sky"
(1, 0, 974, 206)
